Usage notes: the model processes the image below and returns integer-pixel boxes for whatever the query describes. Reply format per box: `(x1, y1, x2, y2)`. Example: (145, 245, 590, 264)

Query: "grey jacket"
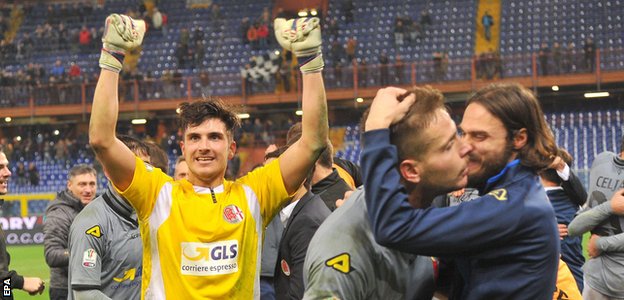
(44, 190, 84, 289)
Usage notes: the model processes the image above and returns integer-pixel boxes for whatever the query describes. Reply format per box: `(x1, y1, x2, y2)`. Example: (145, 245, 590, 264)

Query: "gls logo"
(180, 240, 239, 276)
(182, 243, 238, 261)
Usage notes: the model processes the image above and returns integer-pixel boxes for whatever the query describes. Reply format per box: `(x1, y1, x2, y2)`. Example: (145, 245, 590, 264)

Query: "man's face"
(414, 110, 472, 195)
(174, 160, 189, 180)
(67, 173, 97, 205)
(180, 118, 236, 187)
(460, 102, 515, 187)
(0, 153, 11, 195)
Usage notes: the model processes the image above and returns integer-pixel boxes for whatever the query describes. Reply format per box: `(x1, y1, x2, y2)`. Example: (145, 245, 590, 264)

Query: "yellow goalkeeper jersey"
(117, 157, 290, 299)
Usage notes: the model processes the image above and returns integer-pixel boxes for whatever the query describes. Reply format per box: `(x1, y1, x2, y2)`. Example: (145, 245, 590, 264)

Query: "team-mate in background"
(67, 136, 154, 300)
(88, 13, 328, 299)
(539, 149, 587, 292)
(568, 137, 624, 299)
(363, 83, 560, 299)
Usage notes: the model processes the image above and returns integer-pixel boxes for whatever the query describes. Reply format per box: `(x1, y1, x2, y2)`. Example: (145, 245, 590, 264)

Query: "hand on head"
(365, 87, 416, 131)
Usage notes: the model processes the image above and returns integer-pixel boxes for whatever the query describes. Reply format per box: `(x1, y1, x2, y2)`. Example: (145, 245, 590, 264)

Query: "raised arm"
(89, 14, 146, 191)
(273, 18, 328, 194)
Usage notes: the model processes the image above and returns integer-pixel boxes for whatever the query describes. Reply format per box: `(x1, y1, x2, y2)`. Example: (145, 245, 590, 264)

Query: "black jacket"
(43, 190, 84, 289)
(0, 200, 24, 299)
(274, 192, 330, 300)
(311, 169, 352, 211)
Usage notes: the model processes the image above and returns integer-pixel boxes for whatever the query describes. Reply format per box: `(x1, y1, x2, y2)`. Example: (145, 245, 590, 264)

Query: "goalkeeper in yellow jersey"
(89, 14, 328, 299)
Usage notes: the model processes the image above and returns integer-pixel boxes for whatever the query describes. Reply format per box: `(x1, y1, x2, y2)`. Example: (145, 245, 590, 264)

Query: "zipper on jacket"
(209, 187, 217, 204)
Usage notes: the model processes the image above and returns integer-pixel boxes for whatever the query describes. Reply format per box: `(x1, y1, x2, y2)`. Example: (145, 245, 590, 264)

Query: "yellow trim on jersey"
(116, 157, 291, 299)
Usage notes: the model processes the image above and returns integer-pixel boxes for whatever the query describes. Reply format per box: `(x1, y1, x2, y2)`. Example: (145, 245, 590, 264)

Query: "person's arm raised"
(89, 14, 145, 191)
(274, 17, 328, 194)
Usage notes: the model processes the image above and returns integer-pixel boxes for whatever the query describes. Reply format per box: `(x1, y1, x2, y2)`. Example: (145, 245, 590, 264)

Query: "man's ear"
(228, 141, 237, 160)
(399, 159, 421, 184)
(513, 128, 528, 150)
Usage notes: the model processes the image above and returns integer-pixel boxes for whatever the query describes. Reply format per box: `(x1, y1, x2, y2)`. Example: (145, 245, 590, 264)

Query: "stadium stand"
(1, 0, 623, 200)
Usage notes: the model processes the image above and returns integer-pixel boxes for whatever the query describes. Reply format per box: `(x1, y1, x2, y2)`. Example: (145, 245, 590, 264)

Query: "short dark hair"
(146, 142, 169, 173)
(361, 86, 446, 161)
(177, 99, 241, 140)
(286, 122, 333, 167)
(467, 83, 558, 171)
(118, 134, 149, 158)
(68, 164, 97, 180)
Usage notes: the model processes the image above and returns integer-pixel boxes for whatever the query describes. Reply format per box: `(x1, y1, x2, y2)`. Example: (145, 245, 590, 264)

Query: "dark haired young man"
(89, 14, 328, 299)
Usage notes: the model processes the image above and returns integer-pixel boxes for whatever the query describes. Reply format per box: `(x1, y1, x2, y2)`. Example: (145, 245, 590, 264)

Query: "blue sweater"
(362, 129, 559, 300)
(546, 188, 585, 291)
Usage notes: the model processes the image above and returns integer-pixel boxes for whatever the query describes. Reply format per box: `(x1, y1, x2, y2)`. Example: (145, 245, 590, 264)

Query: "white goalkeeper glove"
(99, 14, 146, 73)
(274, 17, 324, 74)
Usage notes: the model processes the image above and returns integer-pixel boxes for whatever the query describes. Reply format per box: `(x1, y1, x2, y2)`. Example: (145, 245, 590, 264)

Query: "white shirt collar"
(279, 200, 299, 227)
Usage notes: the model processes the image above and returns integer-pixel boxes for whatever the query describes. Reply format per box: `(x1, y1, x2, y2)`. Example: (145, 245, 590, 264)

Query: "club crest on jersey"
(82, 248, 97, 268)
(223, 205, 244, 224)
(281, 259, 291, 276)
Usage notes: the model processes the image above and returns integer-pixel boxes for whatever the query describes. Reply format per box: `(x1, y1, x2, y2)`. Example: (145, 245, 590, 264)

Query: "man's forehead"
(460, 103, 502, 130)
(185, 118, 228, 134)
(71, 173, 96, 182)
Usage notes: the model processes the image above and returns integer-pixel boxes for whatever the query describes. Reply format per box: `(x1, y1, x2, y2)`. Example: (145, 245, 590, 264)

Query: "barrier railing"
(0, 48, 621, 111)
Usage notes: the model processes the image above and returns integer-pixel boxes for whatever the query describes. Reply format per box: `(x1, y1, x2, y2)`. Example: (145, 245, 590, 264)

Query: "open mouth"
(195, 157, 215, 163)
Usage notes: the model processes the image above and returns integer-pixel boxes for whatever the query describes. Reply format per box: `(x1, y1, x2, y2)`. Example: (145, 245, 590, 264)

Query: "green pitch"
(6, 245, 49, 300)
(1, 233, 592, 299)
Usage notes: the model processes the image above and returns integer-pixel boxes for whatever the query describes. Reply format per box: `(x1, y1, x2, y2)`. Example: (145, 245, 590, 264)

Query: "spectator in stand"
(28, 163, 40, 186)
(192, 26, 204, 44)
(330, 40, 343, 65)
(257, 22, 269, 48)
(327, 18, 339, 38)
(248, 24, 259, 50)
(346, 37, 357, 62)
(419, 9, 432, 32)
(394, 18, 405, 47)
(342, 0, 354, 23)
(552, 42, 562, 74)
(358, 59, 368, 87)
(584, 38, 596, 73)
(19, 33, 34, 59)
(539, 42, 550, 76)
(194, 40, 205, 66)
(379, 51, 389, 86)
(15, 162, 27, 186)
(433, 51, 444, 81)
(51, 60, 65, 80)
(78, 26, 91, 53)
(333, 61, 343, 87)
(68, 62, 81, 83)
(395, 55, 404, 84)
(563, 42, 575, 73)
(57, 22, 68, 51)
(241, 17, 251, 44)
(481, 11, 494, 41)
(211, 4, 222, 27)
